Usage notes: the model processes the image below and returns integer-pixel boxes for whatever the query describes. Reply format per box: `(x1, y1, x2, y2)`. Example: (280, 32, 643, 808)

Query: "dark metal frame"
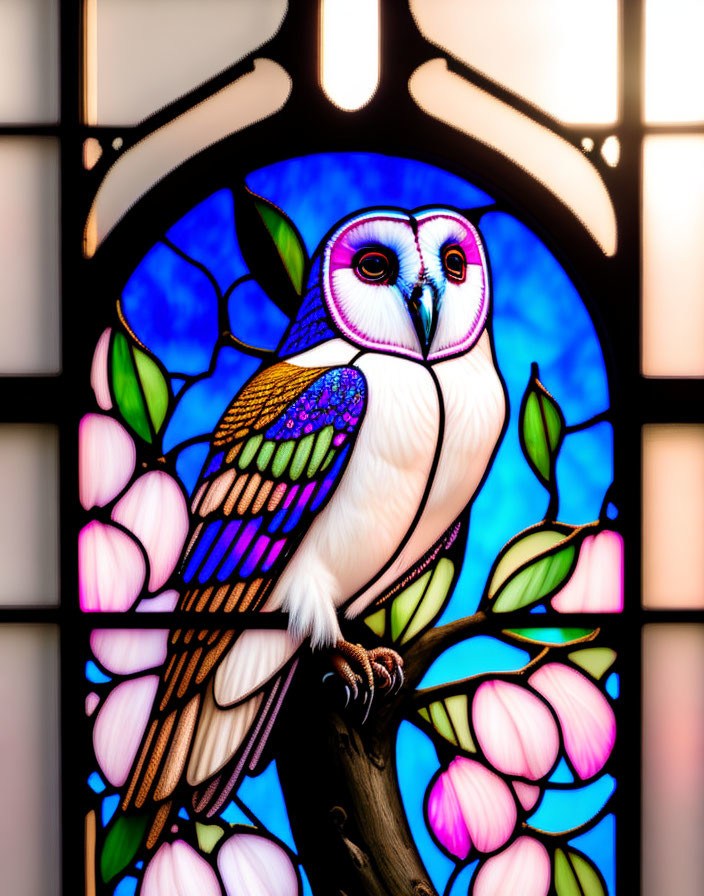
(1, 1, 702, 893)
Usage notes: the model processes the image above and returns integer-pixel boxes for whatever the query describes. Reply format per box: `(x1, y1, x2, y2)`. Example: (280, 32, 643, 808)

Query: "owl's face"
(321, 208, 489, 362)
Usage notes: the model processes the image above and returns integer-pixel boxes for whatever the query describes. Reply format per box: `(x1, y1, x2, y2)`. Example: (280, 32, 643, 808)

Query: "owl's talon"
(329, 640, 404, 717)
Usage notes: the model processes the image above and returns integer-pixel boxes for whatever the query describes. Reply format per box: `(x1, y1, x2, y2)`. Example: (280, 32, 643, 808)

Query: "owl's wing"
(122, 360, 367, 840)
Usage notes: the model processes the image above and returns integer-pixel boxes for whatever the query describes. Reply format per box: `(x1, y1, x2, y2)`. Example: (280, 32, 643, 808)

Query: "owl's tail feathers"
(120, 690, 202, 848)
(192, 657, 299, 818)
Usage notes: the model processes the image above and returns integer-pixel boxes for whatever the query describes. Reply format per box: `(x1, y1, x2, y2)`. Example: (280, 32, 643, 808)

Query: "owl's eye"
(442, 245, 466, 283)
(353, 248, 397, 284)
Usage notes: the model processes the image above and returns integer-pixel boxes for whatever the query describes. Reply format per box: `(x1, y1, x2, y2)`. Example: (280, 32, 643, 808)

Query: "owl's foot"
(327, 641, 404, 720)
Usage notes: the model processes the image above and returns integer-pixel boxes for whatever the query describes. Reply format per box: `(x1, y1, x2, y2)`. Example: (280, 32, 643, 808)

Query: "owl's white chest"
(268, 350, 440, 646)
(345, 333, 506, 617)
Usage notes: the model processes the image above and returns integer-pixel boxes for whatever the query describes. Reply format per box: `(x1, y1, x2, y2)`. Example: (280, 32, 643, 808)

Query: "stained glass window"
(1, 3, 703, 896)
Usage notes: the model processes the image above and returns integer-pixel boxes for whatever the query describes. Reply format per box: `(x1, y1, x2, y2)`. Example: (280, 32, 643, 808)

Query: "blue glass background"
(115, 152, 615, 894)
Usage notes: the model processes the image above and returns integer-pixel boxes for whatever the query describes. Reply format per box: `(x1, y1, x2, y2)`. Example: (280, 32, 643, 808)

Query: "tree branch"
(402, 611, 487, 689)
(413, 647, 549, 705)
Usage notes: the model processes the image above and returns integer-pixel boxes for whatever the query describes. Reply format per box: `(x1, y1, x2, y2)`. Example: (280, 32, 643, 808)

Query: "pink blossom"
(112, 470, 189, 592)
(472, 679, 559, 780)
(141, 840, 220, 896)
(139, 833, 299, 896)
(529, 662, 616, 779)
(79, 413, 136, 510)
(427, 756, 517, 859)
(473, 836, 551, 896)
(551, 530, 623, 612)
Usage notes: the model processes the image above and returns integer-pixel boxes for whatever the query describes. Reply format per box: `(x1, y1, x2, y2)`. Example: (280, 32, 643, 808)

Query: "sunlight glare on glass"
(644, 0, 704, 123)
(321, 0, 379, 111)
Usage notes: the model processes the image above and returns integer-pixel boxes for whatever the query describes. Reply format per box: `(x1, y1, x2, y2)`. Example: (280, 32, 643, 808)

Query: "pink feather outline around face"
(321, 208, 490, 362)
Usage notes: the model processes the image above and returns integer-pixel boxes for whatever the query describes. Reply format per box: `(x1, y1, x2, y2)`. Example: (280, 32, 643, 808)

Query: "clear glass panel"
(642, 136, 704, 376)
(84, 60, 291, 256)
(0, 0, 59, 123)
(642, 425, 704, 608)
(83, 0, 287, 124)
(321, 0, 379, 111)
(0, 425, 59, 606)
(410, 0, 619, 125)
(644, 0, 704, 123)
(642, 625, 704, 896)
(0, 138, 60, 374)
(0, 625, 60, 896)
(409, 61, 617, 255)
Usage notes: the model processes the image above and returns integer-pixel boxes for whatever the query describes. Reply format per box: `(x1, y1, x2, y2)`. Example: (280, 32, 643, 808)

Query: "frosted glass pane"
(410, 0, 619, 125)
(0, 138, 60, 374)
(84, 0, 287, 124)
(644, 0, 704, 123)
(0, 426, 59, 606)
(409, 60, 617, 255)
(84, 59, 291, 256)
(321, 0, 379, 111)
(642, 425, 704, 608)
(0, 0, 59, 122)
(643, 625, 704, 896)
(642, 136, 704, 376)
(0, 626, 60, 896)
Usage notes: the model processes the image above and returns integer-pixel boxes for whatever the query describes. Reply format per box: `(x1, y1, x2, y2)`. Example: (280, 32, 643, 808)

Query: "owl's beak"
(406, 283, 437, 358)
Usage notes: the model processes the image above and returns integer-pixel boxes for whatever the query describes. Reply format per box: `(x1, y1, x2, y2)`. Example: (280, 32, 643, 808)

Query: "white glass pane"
(0, 426, 59, 606)
(84, 0, 287, 124)
(321, 0, 379, 111)
(0, 0, 59, 122)
(0, 138, 60, 374)
(642, 136, 704, 376)
(84, 60, 291, 256)
(409, 60, 617, 255)
(0, 625, 60, 896)
(644, 0, 704, 123)
(643, 625, 704, 896)
(642, 425, 704, 609)
(410, 0, 619, 125)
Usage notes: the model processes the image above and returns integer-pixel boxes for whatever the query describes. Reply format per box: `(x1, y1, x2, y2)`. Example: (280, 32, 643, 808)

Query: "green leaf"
(493, 545, 576, 612)
(505, 627, 595, 645)
(390, 558, 455, 644)
(109, 332, 170, 444)
(100, 815, 147, 882)
(568, 647, 617, 678)
(418, 693, 476, 753)
(364, 607, 386, 637)
(520, 364, 565, 487)
(554, 849, 606, 896)
(254, 198, 307, 294)
(488, 525, 581, 613)
(195, 823, 225, 854)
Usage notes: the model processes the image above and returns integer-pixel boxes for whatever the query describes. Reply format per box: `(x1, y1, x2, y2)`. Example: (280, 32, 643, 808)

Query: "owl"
(121, 206, 507, 846)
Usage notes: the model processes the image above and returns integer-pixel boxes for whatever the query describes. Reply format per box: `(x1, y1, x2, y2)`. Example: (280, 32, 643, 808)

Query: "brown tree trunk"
(276, 656, 437, 896)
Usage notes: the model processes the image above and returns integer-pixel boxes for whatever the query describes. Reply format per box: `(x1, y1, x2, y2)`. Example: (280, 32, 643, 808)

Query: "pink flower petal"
(513, 781, 541, 811)
(91, 328, 112, 410)
(90, 629, 168, 675)
(447, 757, 517, 853)
(79, 413, 136, 510)
(474, 837, 551, 896)
(428, 766, 472, 859)
(529, 663, 616, 779)
(85, 692, 100, 716)
(112, 471, 188, 591)
(136, 590, 180, 613)
(551, 530, 623, 612)
(93, 675, 158, 786)
(218, 833, 298, 896)
(79, 520, 146, 612)
(473, 680, 560, 780)
(142, 840, 221, 896)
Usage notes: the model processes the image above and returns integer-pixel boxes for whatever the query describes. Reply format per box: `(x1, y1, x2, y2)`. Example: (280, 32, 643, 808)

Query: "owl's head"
(318, 207, 489, 362)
